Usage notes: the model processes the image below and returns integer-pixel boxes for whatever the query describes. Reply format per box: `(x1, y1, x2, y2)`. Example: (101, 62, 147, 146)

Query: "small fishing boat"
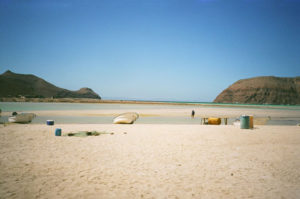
(113, 112, 139, 124)
(8, 113, 36, 123)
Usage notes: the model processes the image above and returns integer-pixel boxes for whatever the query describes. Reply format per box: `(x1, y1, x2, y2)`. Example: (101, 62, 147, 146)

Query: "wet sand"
(2, 105, 300, 124)
(0, 124, 300, 199)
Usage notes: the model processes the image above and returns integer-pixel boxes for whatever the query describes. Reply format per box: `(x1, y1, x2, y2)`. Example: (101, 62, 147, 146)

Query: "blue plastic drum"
(55, 128, 62, 136)
(47, 120, 54, 125)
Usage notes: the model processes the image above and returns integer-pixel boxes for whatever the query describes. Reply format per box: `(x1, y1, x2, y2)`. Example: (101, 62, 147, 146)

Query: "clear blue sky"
(1, 0, 300, 101)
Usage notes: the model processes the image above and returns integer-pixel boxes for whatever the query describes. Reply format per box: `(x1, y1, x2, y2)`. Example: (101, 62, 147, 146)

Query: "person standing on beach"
(191, 110, 195, 118)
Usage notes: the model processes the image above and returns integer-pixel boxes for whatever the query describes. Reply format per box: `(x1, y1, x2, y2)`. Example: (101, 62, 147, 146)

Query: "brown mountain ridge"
(214, 76, 300, 105)
(0, 70, 101, 99)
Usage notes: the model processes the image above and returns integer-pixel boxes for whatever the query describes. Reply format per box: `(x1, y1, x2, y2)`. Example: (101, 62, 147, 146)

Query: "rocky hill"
(214, 76, 300, 105)
(0, 70, 101, 99)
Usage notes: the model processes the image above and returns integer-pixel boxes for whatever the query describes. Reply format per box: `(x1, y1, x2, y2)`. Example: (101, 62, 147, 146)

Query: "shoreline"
(1, 97, 300, 109)
(1, 100, 300, 126)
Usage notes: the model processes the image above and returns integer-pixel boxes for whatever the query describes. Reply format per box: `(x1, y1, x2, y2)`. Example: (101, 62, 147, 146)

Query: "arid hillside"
(214, 76, 300, 105)
(0, 70, 101, 99)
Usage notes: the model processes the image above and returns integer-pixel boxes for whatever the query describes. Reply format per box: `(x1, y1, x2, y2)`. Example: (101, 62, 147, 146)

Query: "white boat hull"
(113, 112, 139, 124)
(9, 113, 36, 123)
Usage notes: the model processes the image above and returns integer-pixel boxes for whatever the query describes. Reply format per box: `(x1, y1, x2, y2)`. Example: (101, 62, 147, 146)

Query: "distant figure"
(191, 110, 195, 118)
(12, 112, 18, 116)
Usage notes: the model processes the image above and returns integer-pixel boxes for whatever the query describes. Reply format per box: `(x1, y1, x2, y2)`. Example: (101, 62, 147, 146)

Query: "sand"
(2, 103, 300, 118)
(29, 106, 300, 118)
(0, 123, 300, 199)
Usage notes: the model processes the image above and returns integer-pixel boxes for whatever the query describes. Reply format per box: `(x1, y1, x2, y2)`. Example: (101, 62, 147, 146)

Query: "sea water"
(0, 102, 299, 125)
(0, 102, 195, 112)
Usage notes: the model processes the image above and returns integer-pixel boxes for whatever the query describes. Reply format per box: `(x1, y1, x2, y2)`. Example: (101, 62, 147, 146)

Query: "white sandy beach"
(0, 123, 300, 199)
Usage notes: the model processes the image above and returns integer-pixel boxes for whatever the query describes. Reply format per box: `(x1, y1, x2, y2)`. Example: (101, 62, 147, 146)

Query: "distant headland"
(1, 70, 300, 105)
(0, 70, 101, 99)
(214, 76, 300, 105)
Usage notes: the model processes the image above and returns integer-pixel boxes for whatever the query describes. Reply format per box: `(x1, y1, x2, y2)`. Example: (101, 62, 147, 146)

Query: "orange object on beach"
(208, 118, 221, 125)
(249, 115, 254, 129)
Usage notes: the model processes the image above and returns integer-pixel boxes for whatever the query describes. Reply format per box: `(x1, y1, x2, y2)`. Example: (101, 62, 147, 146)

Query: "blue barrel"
(55, 128, 62, 136)
(240, 115, 250, 129)
(47, 120, 54, 125)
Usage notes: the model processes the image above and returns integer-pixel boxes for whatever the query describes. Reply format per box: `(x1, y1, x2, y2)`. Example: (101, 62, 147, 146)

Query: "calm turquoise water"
(0, 102, 190, 112)
(160, 101, 300, 111)
(0, 102, 299, 125)
(1, 101, 300, 112)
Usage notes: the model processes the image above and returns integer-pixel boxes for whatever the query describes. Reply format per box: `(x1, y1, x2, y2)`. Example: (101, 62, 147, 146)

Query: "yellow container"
(208, 118, 221, 125)
(249, 116, 254, 129)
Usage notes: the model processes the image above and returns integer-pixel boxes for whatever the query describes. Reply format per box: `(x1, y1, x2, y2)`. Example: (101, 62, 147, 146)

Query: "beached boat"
(113, 112, 139, 124)
(8, 113, 36, 123)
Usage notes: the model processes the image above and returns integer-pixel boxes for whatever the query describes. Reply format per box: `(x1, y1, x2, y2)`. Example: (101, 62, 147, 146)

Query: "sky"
(0, 0, 300, 102)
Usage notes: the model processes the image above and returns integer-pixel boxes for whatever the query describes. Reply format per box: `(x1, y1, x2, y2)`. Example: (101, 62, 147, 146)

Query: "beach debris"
(2, 122, 16, 127)
(64, 131, 111, 137)
(253, 117, 269, 125)
(113, 112, 139, 124)
(233, 119, 240, 127)
(47, 120, 54, 125)
(240, 115, 250, 129)
(8, 112, 36, 124)
(55, 128, 62, 136)
(249, 115, 254, 128)
(208, 118, 221, 125)
(239, 115, 254, 129)
(201, 117, 229, 125)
